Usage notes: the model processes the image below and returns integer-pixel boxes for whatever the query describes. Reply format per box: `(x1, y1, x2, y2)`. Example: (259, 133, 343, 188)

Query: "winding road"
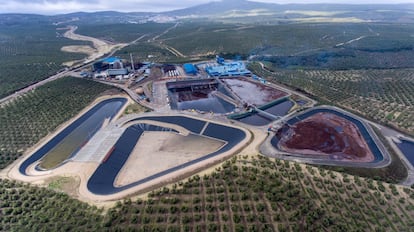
(0, 26, 148, 106)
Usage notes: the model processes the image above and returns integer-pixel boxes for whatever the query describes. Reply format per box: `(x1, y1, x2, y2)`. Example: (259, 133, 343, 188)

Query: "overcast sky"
(1, 0, 414, 15)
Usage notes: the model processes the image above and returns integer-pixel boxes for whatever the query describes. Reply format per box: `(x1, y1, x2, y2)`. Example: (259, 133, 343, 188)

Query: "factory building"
(205, 58, 251, 77)
(183, 63, 198, 75)
(93, 57, 124, 71)
(107, 69, 128, 76)
(93, 57, 129, 78)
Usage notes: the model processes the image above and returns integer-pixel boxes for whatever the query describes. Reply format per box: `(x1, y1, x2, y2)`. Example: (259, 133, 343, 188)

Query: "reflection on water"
(177, 97, 235, 113)
(169, 89, 235, 114)
(396, 139, 414, 166)
(38, 99, 126, 169)
(296, 100, 307, 106)
(239, 100, 294, 126)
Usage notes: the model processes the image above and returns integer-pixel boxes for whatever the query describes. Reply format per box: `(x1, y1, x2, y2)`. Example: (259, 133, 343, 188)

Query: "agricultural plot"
(0, 179, 103, 232)
(0, 77, 115, 169)
(101, 156, 414, 231)
(251, 63, 414, 135)
(76, 23, 174, 43)
(156, 22, 414, 66)
(2, 17, 414, 232)
(73, 21, 414, 67)
(115, 42, 178, 63)
(157, 22, 348, 57)
(0, 19, 93, 98)
(3, 155, 413, 231)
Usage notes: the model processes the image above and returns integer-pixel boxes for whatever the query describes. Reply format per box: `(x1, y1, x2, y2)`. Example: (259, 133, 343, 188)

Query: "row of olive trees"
(0, 77, 114, 169)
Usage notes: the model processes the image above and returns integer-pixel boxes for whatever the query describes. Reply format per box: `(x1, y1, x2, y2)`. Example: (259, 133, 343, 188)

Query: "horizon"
(1, 0, 414, 16)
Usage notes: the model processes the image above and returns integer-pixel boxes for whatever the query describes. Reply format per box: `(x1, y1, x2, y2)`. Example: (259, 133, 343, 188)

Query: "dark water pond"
(19, 98, 126, 174)
(238, 100, 294, 126)
(396, 139, 414, 166)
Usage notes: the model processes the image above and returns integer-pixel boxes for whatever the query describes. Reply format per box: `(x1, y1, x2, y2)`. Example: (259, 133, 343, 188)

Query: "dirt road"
(62, 26, 127, 64)
(0, 26, 145, 106)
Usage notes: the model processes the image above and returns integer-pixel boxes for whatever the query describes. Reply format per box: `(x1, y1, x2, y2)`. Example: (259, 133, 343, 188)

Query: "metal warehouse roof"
(205, 61, 251, 76)
(107, 69, 128, 76)
(102, 57, 121, 63)
(183, 63, 197, 74)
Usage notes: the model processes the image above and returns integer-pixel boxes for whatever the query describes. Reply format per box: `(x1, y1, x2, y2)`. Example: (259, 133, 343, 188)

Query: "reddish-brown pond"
(278, 112, 374, 161)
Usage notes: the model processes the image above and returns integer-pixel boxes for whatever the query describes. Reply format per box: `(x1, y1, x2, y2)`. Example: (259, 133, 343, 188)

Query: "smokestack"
(130, 53, 135, 72)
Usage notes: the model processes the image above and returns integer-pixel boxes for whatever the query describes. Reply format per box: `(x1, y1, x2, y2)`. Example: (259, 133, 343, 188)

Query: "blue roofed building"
(216, 56, 225, 64)
(183, 63, 198, 75)
(93, 57, 124, 72)
(92, 56, 130, 78)
(102, 57, 121, 63)
(205, 61, 251, 77)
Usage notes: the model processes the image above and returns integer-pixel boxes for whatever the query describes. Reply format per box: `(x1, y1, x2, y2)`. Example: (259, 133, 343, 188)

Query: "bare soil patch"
(115, 131, 225, 187)
(61, 45, 96, 55)
(278, 112, 374, 162)
(45, 176, 80, 198)
(60, 26, 127, 65)
(222, 77, 288, 105)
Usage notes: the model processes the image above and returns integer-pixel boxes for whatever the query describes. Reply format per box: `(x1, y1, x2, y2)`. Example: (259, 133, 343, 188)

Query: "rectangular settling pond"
(167, 79, 235, 114)
(395, 139, 414, 167)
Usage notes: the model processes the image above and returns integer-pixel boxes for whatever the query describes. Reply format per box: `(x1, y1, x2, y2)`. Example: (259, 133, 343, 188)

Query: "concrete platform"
(72, 124, 126, 163)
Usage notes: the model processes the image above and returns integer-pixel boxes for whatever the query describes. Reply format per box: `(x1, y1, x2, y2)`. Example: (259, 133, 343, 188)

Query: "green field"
(0, 77, 115, 169)
(2, 155, 414, 231)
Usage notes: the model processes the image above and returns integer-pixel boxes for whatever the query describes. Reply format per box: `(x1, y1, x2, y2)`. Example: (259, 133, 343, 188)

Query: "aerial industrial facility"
(93, 57, 128, 78)
(90, 55, 252, 81)
(183, 63, 198, 75)
(205, 56, 251, 77)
